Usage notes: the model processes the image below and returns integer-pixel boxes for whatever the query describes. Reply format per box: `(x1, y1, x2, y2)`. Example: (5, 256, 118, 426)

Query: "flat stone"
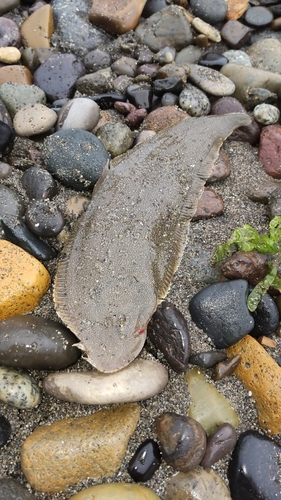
(221, 64, 281, 104)
(0, 239, 50, 320)
(189, 0, 228, 24)
(192, 187, 224, 219)
(0, 83, 46, 118)
(0, 478, 36, 500)
(228, 430, 281, 499)
(0, 0, 20, 16)
(244, 6, 273, 27)
(22, 166, 57, 200)
(201, 423, 237, 467)
(188, 64, 235, 96)
(13, 103, 57, 136)
(0, 47, 20, 64)
(213, 355, 241, 380)
(33, 53, 86, 103)
(227, 335, 281, 433)
(207, 151, 230, 183)
(89, 0, 147, 35)
(226, 0, 248, 20)
(21, 404, 140, 493)
(259, 124, 281, 178)
(221, 20, 252, 49)
(0, 314, 80, 370)
(165, 469, 232, 500)
(189, 279, 254, 348)
(43, 359, 168, 404)
(0, 366, 41, 409)
(189, 350, 227, 368)
(145, 106, 187, 132)
(21, 4, 54, 48)
(0, 65, 32, 85)
(57, 97, 100, 131)
(69, 483, 161, 500)
(199, 52, 228, 71)
(185, 368, 240, 435)
(135, 5, 194, 53)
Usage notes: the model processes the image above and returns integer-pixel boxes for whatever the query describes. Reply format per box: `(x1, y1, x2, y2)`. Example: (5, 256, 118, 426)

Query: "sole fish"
(54, 113, 251, 373)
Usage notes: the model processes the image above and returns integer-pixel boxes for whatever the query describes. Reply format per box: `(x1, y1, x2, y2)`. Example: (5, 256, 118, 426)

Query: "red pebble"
(259, 125, 281, 179)
(125, 108, 147, 127)
(114, 101, 136, 114)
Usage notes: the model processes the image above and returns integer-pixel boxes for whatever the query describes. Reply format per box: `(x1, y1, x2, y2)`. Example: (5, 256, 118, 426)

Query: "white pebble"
(253, 103, 280, 125)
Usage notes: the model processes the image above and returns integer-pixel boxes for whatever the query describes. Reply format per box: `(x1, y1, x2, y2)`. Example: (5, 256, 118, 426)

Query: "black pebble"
(128, 439, 161, 482)
(25, 199, 64, 237)
(22, 166, 57, 200)
(0, 121, 14, 157)
(250, 291, 279, 338)
(199, 52, 228, 70)
(0, 415, 11, 447)
(126, 83, 153, 110)
(153, 78, 184, 96)
(88, 93, 126, 110)
(1, 218, 57, 261)
(189, 350, 227, 368)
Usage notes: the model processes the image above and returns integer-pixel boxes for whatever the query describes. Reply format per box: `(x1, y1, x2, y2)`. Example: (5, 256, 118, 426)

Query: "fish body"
(54, 113, 251, 373)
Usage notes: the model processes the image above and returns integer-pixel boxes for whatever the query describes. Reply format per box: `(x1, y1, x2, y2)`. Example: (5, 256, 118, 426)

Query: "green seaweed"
(213, 216, 281, 312)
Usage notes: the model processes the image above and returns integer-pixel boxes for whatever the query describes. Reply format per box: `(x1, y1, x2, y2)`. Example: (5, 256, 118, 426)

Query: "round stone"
(25, 199, 64, 237)
(0, 46, 20, 63)
(56, 97, 100, 131)
(43, 129, 110, 190)
(179, 84, 211, 117)
(0, 415, 11, 447)
(96, 122, 133, 157)
(22, 166, 57, 200)
(189, 0, 228, 24)
(13, 103, 57, 136)
(0, 18, 21, 48)
(0, 366, 41, 409)
(244, 6, 273, 27)
(128, 439, 161, 482)
(111, 56, 138, 77)
(247, 38, 281, 73)
(84, 48, 112, 72)
(253, 103, 280, 125)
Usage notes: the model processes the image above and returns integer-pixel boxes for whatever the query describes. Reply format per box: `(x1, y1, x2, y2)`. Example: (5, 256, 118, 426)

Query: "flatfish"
(54, 113, 251, 373)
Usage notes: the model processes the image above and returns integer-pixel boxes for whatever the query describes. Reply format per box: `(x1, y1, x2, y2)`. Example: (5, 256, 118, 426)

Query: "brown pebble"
(271, 17, 281, 31)
(257, 335, 277, 348)
(125, 108, 147, 127)
(114, 101, 136, 114)
(220, 251, 268, 285)
(0, 65, 32, 85)
(226, 0, 248, 20)
(207, 151, 230, 183)
(192, 187, 224, 220)
(145, 106, 188, 133)
(213, 355, 241, 381)
(200, 423, 237, 468)
(195, 34, 210, 47)
(21, 4, 54, 48)
(89, 0, 147, 35)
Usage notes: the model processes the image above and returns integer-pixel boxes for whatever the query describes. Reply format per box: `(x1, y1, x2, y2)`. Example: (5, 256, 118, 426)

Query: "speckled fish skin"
(54, 113, 251, 373)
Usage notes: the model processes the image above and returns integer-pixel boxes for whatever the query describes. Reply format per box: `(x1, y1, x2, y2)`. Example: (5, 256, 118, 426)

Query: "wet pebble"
(189, 350, 227, 368)
(253, 103, 280, 125)
(126, 83, 153, 110)
(220, 251, 268, 285)
(213, 355, 241, 381)
(176, 45, 202, 65)
(0, 121, 15, 156)
(156, 412, 206, 471)
(244, 6, 274, 27)
(228, 430, 281, 499)
(43, 129, 110, 190)
(199, 52, 228, 70)
(0, 161, 12, 179)
(13, 103, 57, 136)
(179, 84, 210, 117)
(43, 359, 168, 404)
(125, 108, 147, 127)
(152, 77, 184, 96)
(201, 423, 237, 468)
(97, 122, 132, 157)
(259, 124, 281, 178)
(22, 166, 57, 200)
(189, 0, 227, 24)
(25, 199, 64, 237)
(250, 291, 279, 338)
(89, 92, 127, 109)
(165, 469, 232, 500)
(57, 97, 100, 131)
(128, 439, 161, 482)
(223, 49, 252, 66)
(0, 478, 36, 500)
(189, 280, 254, 348)
(0, 314, 80, 370)
(188, 64, 235, 96)
(0, 366, 41, 409)
(0, 185, 25, 222)
(0, 415, 11, 447)
(147, 301, 191, 373)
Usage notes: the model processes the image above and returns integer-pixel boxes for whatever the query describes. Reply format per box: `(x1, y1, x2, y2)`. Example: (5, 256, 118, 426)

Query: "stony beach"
(0, 0, 281, 499)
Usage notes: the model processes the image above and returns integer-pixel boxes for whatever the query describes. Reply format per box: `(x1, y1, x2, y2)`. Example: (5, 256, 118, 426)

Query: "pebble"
(185, 368, 240, 434)
(259, 124, 281, 178)
(153, 77, 184, 96)
(0, 83, 46, 118)
(0, 366, 41, 409)
(189, 280, 255, 348)
(0, 18, 21, 48)
(154, 46, 176, 65)
(0, 0, 20, 16)
(0, 184, 25, 222)
(135, 5, 194, 52)
(188, 64, 235, 96)
(0, 46, 20, 63)
(69, 483, 161, 500)
(160, 93, 179, 107)
(126, 83, 153, 110)
(89, 0, 147, 35)
(199, 52, 228, 70)
(125, 108, 147, 127)
(22, 166, 57, 200)
(128, 439, 161, 482)
(227, 335, 281, 433)
(112, 56, 138, 77)
(179, 84, 211, 116)
(221, 20, 252, 49)
(13, 103, 57, 136)
(193, 187, 224, 219)
(268, 186, 281, 217)
(244, 6, 274, 27)
(33, 53, 86, 102)
(0, 314, 80, 370)
(0, 121, 14, 156)
(247, 38, 281, 73)
(96, 122, 133, 157)
(0, 66, 32, 86)
(43, 359, 168, 404)
(0, 478, 36, 500)
(176, 45, 202, 65)
(250, 291, 280, 338)
(247, 178, 281, 204)
(20, 4, 54, 48)
(147, 301, 190, 373)
(57, 97, 100, 131)
(223, 49, 252, 66)
(165, 469, 232, 500)
(76, 67, 113, 95)
(189, 0, 227, 24)
(207, 151, 230, 183)
(145, 106, 186, 132)
(213, 354, 241, 380)
(21, 404, 140, 493)
(220, 251, 268, 285)
(226, 0, 248, 21)
(156, 62, 189, 80)
(245, 87, 277, 111)
(0, 161, 12, 179)
(0, 414, 11, 447)
(228, 430, 281, 499)
(84, 48, 112, 72)
(201, 423, 237, 468)
(137, 63, 160, 78)
(25, 199, 64, 237)
(0, 240, 50, 320)
(52, 0, 111, 57)
(0, 101, 13, 129)
(2, 218, 57, 261)
(89, 92, 127, 109)
(156, 412, 206, 471)
(189, 350, 227, 368)
(43, 129, 110, 190)
(253, 103, 280, 125)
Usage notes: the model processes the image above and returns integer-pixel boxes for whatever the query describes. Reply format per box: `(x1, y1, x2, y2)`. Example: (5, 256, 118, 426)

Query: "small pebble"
(25, 199, 64, 237)
(191, 17, 221, 43)
(223, 49, 252, 67)
(125, 108, 147, 127)
(126, 83, 153, 110)
(259, 124, 281, 178)
(0, 366, 41, 409)
(97, 122, 133, 157)
(189, 350, 227, 368)
(245, 87, 277, 111)
(0, 18, 21, 48)
(22, 166, 57, 200)
(253, 103, 280, 125)
(128, 439, 161, 482)
(179, 84, 211, 117)
(244, 6, 273, 27)
(221, 20, 252, 49)
(213, 355, 241, 380)
(154, 46, 176, 65)
(201, 423, 237, 468)
(111, 56, 138, 77)
(199, 52, 228, 70)
(76, 68, 113, 95)
(192, 188, 224, 220)
(0, 46, 20, 63)
(0, 121, 15, 156)
(249, 291, 280, 338)
(220, 251, 268, 285)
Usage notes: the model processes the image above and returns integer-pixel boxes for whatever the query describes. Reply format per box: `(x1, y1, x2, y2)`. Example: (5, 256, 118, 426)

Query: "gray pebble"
(188, 64, 235, 96)
(76, 68, 113, 95)
(176, 46, 202, 65)
(247, 38, 281, 73)
(0, 83, 46, 119)
(189, 0, 228, 24)
(179, 84, 211, 116)
(97, 122, 133, 157)
(0, 185, 25, 222)
(84, 48, 112, 72)
(223, 50, 252, 67)
(57, 97, 100, 131)
(253, 103, 280, 125)
(0, 366, 41, 409)
(111, 56, 138, 77)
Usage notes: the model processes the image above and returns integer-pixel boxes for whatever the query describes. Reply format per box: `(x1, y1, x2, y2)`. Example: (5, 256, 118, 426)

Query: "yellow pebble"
(0, 240, 50, 320)
(0, 47, 21, 64)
